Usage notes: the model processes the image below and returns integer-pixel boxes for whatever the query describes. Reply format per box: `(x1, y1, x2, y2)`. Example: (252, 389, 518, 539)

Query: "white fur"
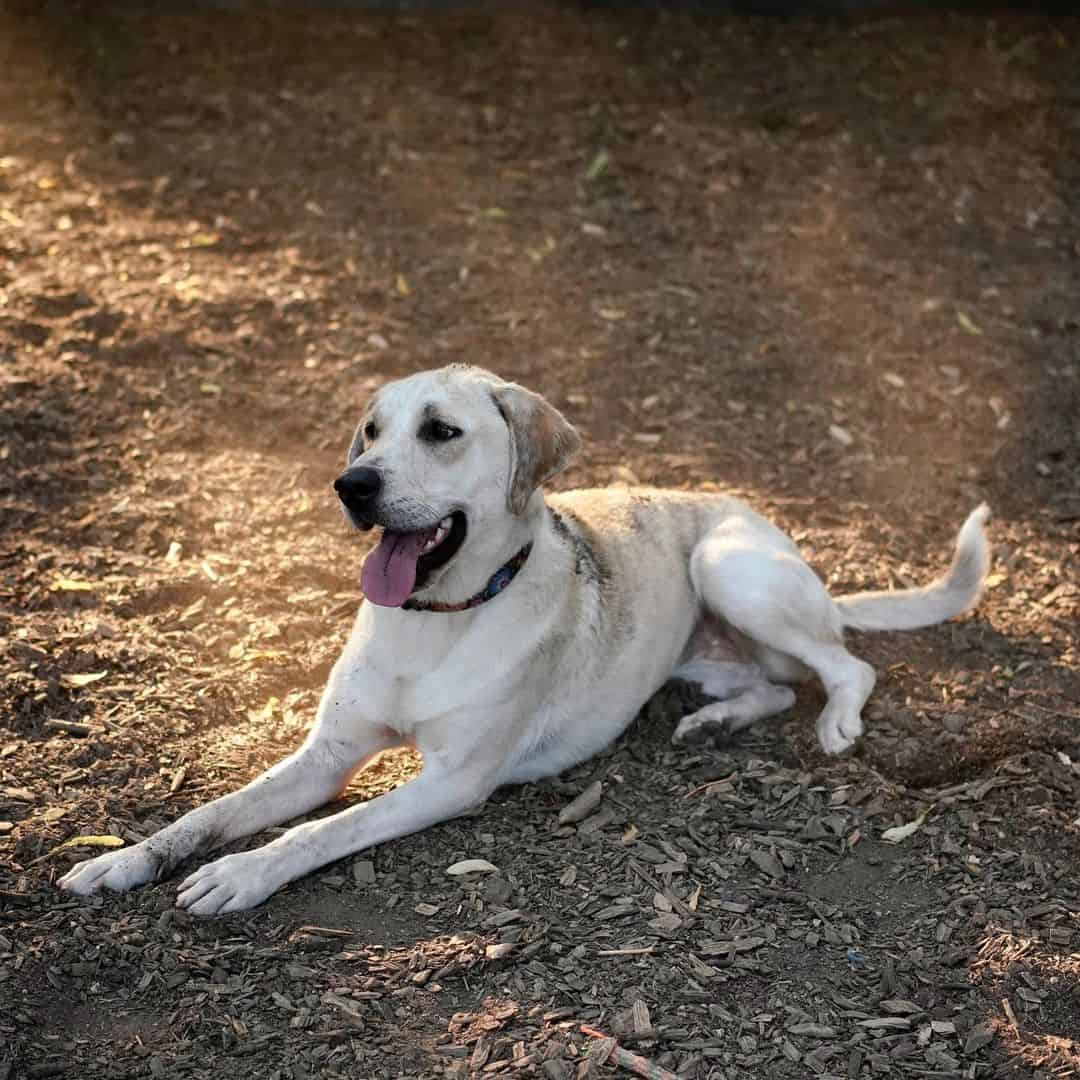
(59, 367, 990, 913)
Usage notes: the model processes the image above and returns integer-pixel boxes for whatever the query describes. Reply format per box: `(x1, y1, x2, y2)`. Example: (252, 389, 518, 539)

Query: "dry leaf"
(35, 833, 125, 865)
(61, 834, 124, 850)
(51, 578, 96, 592)
(881, 803, 933, 844)
(60, 672, 107, 688)
(584, 149, 609, 181)
(446, 859, 499, 876)
(956, 311, 983, 335)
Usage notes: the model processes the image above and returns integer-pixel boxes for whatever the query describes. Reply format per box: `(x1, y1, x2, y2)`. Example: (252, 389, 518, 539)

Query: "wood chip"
(787, 1023, 837, 1038)
(579, 1026, 679, 1080)
(43, 719, 97, 737)
(749, 849, 785, 880)
(558, 781, 603, 825)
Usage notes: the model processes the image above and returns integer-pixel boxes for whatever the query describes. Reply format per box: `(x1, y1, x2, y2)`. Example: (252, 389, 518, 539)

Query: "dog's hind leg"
(689, 518, 876, 754)
(671, 657, 796, 744)
(674, 656, 767, 699)
(672, 680, 797, 745)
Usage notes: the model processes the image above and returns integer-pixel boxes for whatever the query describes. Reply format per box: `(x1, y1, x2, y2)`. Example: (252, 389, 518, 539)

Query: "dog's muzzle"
(334, 466, 382, 519)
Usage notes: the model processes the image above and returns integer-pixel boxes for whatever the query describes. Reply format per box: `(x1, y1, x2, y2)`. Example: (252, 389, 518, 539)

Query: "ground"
(1, 3, 1079, 1079)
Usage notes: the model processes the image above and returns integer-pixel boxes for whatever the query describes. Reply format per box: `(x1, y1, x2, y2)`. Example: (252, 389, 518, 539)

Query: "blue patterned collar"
(402, 543, 533, 613)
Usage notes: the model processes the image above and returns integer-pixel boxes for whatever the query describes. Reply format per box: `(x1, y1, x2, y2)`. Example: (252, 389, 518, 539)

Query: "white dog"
(59, 365, 990, 914)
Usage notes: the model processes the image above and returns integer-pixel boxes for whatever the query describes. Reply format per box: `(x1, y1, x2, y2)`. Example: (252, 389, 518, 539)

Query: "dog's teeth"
(440, 516, 452, 529)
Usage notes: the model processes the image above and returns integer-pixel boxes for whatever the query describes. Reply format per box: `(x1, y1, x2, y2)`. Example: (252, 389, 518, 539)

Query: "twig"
(684, 772, 736, 798)
(1011, 698, 1080, 723)
(628, 860, 695, 920)
(1001, 997, 1020, 1031)
(596, 945, 656, 957)
(580, 1025, 679, 1080)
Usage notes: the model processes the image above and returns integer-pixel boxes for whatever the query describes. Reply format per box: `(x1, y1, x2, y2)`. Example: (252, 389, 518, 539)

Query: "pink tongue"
(361, 529, 436, 607)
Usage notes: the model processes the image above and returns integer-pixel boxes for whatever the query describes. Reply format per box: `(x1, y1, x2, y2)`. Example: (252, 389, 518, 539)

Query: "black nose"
(334, 466, 382, 510)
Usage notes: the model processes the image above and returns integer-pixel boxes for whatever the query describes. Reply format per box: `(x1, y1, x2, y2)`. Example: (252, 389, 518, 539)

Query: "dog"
(59, 365, 990, 914)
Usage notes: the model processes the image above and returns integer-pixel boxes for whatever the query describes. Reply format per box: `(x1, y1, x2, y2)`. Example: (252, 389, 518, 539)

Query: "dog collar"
(402, 542, 533, 613)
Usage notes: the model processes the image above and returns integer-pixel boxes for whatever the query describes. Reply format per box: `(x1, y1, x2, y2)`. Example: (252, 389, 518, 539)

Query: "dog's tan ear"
(491, 383, 581, 515)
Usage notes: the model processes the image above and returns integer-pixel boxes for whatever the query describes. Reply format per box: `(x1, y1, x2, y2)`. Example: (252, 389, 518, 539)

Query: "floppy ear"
(491, 383, 581, 515)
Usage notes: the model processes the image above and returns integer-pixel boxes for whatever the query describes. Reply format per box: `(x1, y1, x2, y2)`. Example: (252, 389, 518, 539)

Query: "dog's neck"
(408, 495, 544, 611)
(404, 542, 532, 613)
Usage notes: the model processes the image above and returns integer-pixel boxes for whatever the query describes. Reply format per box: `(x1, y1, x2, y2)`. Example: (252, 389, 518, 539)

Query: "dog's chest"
(359, 673, 416, 737)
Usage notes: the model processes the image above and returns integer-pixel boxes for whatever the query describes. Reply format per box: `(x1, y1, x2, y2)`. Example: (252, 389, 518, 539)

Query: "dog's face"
(335, 365, 580, 607)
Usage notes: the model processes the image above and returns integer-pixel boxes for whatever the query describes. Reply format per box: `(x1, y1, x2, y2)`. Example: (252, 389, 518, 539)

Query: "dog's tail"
(834, 504, 991, 633)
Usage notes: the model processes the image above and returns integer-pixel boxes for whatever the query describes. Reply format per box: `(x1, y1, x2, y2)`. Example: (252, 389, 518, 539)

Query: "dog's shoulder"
(541, 488, 725, 605)
(549, 485, 698, 523)
(549, 486, 725, 546)
(544, 489, 616, 588)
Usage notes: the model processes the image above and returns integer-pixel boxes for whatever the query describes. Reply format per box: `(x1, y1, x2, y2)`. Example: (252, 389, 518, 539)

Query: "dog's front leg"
(174, 748, 501, 915)
(59, 685, 395, 897)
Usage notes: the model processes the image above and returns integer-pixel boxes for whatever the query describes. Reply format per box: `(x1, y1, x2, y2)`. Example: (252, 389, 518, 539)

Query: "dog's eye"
(421, 419, 462, 443)
(363, 421, 378, 442)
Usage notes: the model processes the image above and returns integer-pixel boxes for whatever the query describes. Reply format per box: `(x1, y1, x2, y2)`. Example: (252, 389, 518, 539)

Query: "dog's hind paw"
(816, 708, 864, 755)
(672, 705, 733, 746)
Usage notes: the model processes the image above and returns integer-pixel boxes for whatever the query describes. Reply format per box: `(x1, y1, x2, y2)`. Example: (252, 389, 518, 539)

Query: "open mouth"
(360, 511, 467, 608)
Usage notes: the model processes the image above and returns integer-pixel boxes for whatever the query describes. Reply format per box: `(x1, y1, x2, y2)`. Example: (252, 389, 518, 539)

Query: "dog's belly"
(504, 599, 700, 784)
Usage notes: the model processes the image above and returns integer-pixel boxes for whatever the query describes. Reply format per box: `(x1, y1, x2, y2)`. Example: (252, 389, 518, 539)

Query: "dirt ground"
(1, 3, 1079, 1078)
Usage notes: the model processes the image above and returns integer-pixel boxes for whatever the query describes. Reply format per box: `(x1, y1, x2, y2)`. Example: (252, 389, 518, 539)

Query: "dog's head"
(335, 365, 580, 607)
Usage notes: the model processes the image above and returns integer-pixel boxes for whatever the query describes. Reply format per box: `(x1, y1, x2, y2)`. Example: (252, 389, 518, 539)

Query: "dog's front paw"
(176, 850, 282, 915)
(58, 844, 163, 896)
